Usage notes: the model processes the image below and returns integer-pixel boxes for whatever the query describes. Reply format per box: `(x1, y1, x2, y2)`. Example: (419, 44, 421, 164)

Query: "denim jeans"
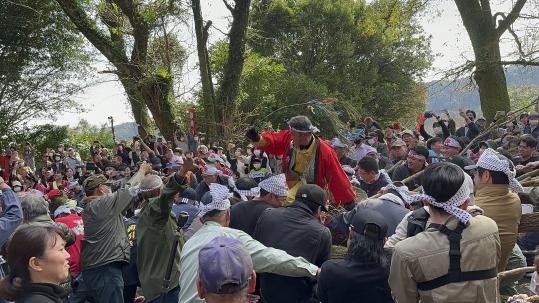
(68, 275, 95, 303)
(82, 262, 125, 303)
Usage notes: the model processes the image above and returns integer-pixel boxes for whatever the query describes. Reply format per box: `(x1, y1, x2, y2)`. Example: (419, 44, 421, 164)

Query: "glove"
(245, 126, 261, 142)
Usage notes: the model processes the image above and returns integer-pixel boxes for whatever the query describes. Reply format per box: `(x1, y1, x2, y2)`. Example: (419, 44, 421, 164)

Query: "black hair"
(426, 137, 442, 149)
(410, 145, 429, 158)
(259, 188, 270, 197)
(422, 163, 465, 212)
(478, 167, 509, 185)
(432, 121, 440, 128)
(465, 110, 477, 119)
(520, 134, 538, 149)
(346, 232, 388, 269)
(357, 156, 379, 173)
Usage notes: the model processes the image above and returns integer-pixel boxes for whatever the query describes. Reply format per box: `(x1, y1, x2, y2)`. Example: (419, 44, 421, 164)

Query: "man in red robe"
(246, 116, 355, 209)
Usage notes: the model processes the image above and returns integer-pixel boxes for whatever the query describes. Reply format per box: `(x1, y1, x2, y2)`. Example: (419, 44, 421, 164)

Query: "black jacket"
(17, 283, 66, 303)
(392, 164, 423, 190)
(230, 200, 273, 237)
(358, 176, 390, 197)
(317, 259, 393, 303)
(254, 201, 332, 303)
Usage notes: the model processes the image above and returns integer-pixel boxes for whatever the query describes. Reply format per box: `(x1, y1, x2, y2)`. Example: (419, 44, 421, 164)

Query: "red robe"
(258, 130, 355, 205)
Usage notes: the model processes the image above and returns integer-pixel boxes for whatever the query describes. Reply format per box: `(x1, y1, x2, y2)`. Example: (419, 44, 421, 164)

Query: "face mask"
(13, 186, 22, 192)
(253, 163, 262, 169)
(254, 150, 261, 156)
(367, 139, 375, 145)
(433, 127, 442, 135)
(194, 136, 199, 141)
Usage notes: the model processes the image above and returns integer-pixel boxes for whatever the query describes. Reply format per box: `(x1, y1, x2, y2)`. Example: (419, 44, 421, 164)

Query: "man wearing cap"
(389, 139, 408, 164)
(253, 184, 332, 303)
(245, 116, 354, 207)
(392, 145, 428, 190)
(331, 138, 356, 167)
(400, 129, 418, 148)
(80, 164, 152, 303)
(194, 164, 230, 201)
(466, 148, 522, 273)
(389, 162, 500, 302)
(347, 128, 372, 162)
(196, 237, 256, 303)
(229, 177, 259, 205)
(179, 183, 320, 303)
(230, 174, 288, 237)
(318, 209, 393, 303)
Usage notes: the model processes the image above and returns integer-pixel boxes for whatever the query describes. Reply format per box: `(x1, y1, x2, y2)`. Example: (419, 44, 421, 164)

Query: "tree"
(0, 0, 89, 138)
(54, 0, 186, 142)
(65, 120, 114, 160)
(248, 0, 431, 126)
(453, 0, 535, 121)
(191, 0, 251, 139)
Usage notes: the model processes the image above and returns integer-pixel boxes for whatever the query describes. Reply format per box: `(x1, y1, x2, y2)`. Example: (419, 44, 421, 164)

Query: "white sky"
(54, 0, 533, 126)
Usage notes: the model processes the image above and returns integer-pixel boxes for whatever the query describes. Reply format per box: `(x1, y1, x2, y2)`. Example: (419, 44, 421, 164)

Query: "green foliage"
(0, 125, 69, 157)
(198, 0, 431, 139)
(508, 85, 539, 111)
(0, 0, 90, 137)
(64, 120, 114, 160)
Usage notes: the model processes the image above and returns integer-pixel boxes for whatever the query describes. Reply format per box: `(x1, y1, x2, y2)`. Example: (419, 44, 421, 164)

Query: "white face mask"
(433, 127, 443, 135)
(367, 139, 375, 145)
(254, 150, 261, 157)
(253, 163, 262, 169)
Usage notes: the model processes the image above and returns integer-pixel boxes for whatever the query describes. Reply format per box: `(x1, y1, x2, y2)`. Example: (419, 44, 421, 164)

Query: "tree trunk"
(215, 0, 251, 138)
(118, 77, 152, 137)
(191, 0, 217, 138)
(55, 0, 179, 143)
(454, 0, 522, 122)
(474, 51, 511, 122)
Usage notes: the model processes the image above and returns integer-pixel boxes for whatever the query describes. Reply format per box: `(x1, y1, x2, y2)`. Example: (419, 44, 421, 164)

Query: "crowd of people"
(0, 109, 538, 303)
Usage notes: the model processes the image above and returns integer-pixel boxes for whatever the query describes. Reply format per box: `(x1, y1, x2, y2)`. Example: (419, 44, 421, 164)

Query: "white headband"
(385, 173, 473, 223)
(466, 148, 524, 193)
(198, 183, 231, 218)
(407, 150, 426, 161)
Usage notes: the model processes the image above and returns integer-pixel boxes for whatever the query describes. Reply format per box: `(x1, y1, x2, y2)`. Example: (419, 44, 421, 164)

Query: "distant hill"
(114, 122, 139, 141)
(426, 66, 539, 115)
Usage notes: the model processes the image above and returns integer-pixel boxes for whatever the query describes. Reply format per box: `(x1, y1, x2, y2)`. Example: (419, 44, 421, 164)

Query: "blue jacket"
(0, 188, 23, 248)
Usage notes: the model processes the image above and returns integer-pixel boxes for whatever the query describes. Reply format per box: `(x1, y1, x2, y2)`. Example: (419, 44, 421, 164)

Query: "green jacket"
(136, 174, 187, 301)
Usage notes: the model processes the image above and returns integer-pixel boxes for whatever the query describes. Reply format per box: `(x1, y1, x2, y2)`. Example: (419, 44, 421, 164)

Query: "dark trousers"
(147, 287, 180, 303)
(82, 262, 125, 303)
(69, 275, 94, 303)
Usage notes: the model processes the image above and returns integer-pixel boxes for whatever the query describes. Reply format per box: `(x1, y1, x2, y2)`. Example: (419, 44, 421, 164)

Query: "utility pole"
(108, 116, 116, 142)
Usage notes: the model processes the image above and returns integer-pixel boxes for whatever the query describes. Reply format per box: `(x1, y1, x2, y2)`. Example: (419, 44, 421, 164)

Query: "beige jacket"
(389, 215, 501, 303)
(475, 184, 521, 272)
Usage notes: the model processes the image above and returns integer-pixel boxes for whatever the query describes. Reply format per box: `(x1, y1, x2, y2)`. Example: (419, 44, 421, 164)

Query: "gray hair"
(20, 194, 49, 222)
(346, 232, 388, 269)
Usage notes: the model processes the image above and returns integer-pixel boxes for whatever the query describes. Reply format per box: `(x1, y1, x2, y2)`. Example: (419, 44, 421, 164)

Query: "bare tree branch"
(500, 59, 539, 66)
(222, 0, 234, 13)
(496, 0, 527, 37)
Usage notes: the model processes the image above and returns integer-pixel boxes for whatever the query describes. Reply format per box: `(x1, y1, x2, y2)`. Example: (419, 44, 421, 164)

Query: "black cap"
(349, 208, 388, 241)
(288, 116, 315, 133)
(295, 184, 328, 212)
(235, 177, 258, 190)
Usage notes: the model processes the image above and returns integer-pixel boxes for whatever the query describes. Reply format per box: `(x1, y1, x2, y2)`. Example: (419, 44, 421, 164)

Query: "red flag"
(416, 112, 425, 133)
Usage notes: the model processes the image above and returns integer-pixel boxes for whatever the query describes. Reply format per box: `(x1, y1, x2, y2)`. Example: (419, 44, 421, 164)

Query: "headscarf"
(198, 183, 231, 218)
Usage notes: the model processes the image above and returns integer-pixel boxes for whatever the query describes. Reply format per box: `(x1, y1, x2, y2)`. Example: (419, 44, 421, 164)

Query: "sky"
(53, 0, 531, 127)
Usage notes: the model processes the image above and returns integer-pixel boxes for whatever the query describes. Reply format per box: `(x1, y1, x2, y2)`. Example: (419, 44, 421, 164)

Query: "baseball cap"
(295, 184, 328, 212)
(198, 236, 253, 294)
(82, 175, 112, 194)
(392, 140, 406, 147)
(46, 189, 63, 200)
(349, 207, 388, 240)
(401, 129, 415, 138)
